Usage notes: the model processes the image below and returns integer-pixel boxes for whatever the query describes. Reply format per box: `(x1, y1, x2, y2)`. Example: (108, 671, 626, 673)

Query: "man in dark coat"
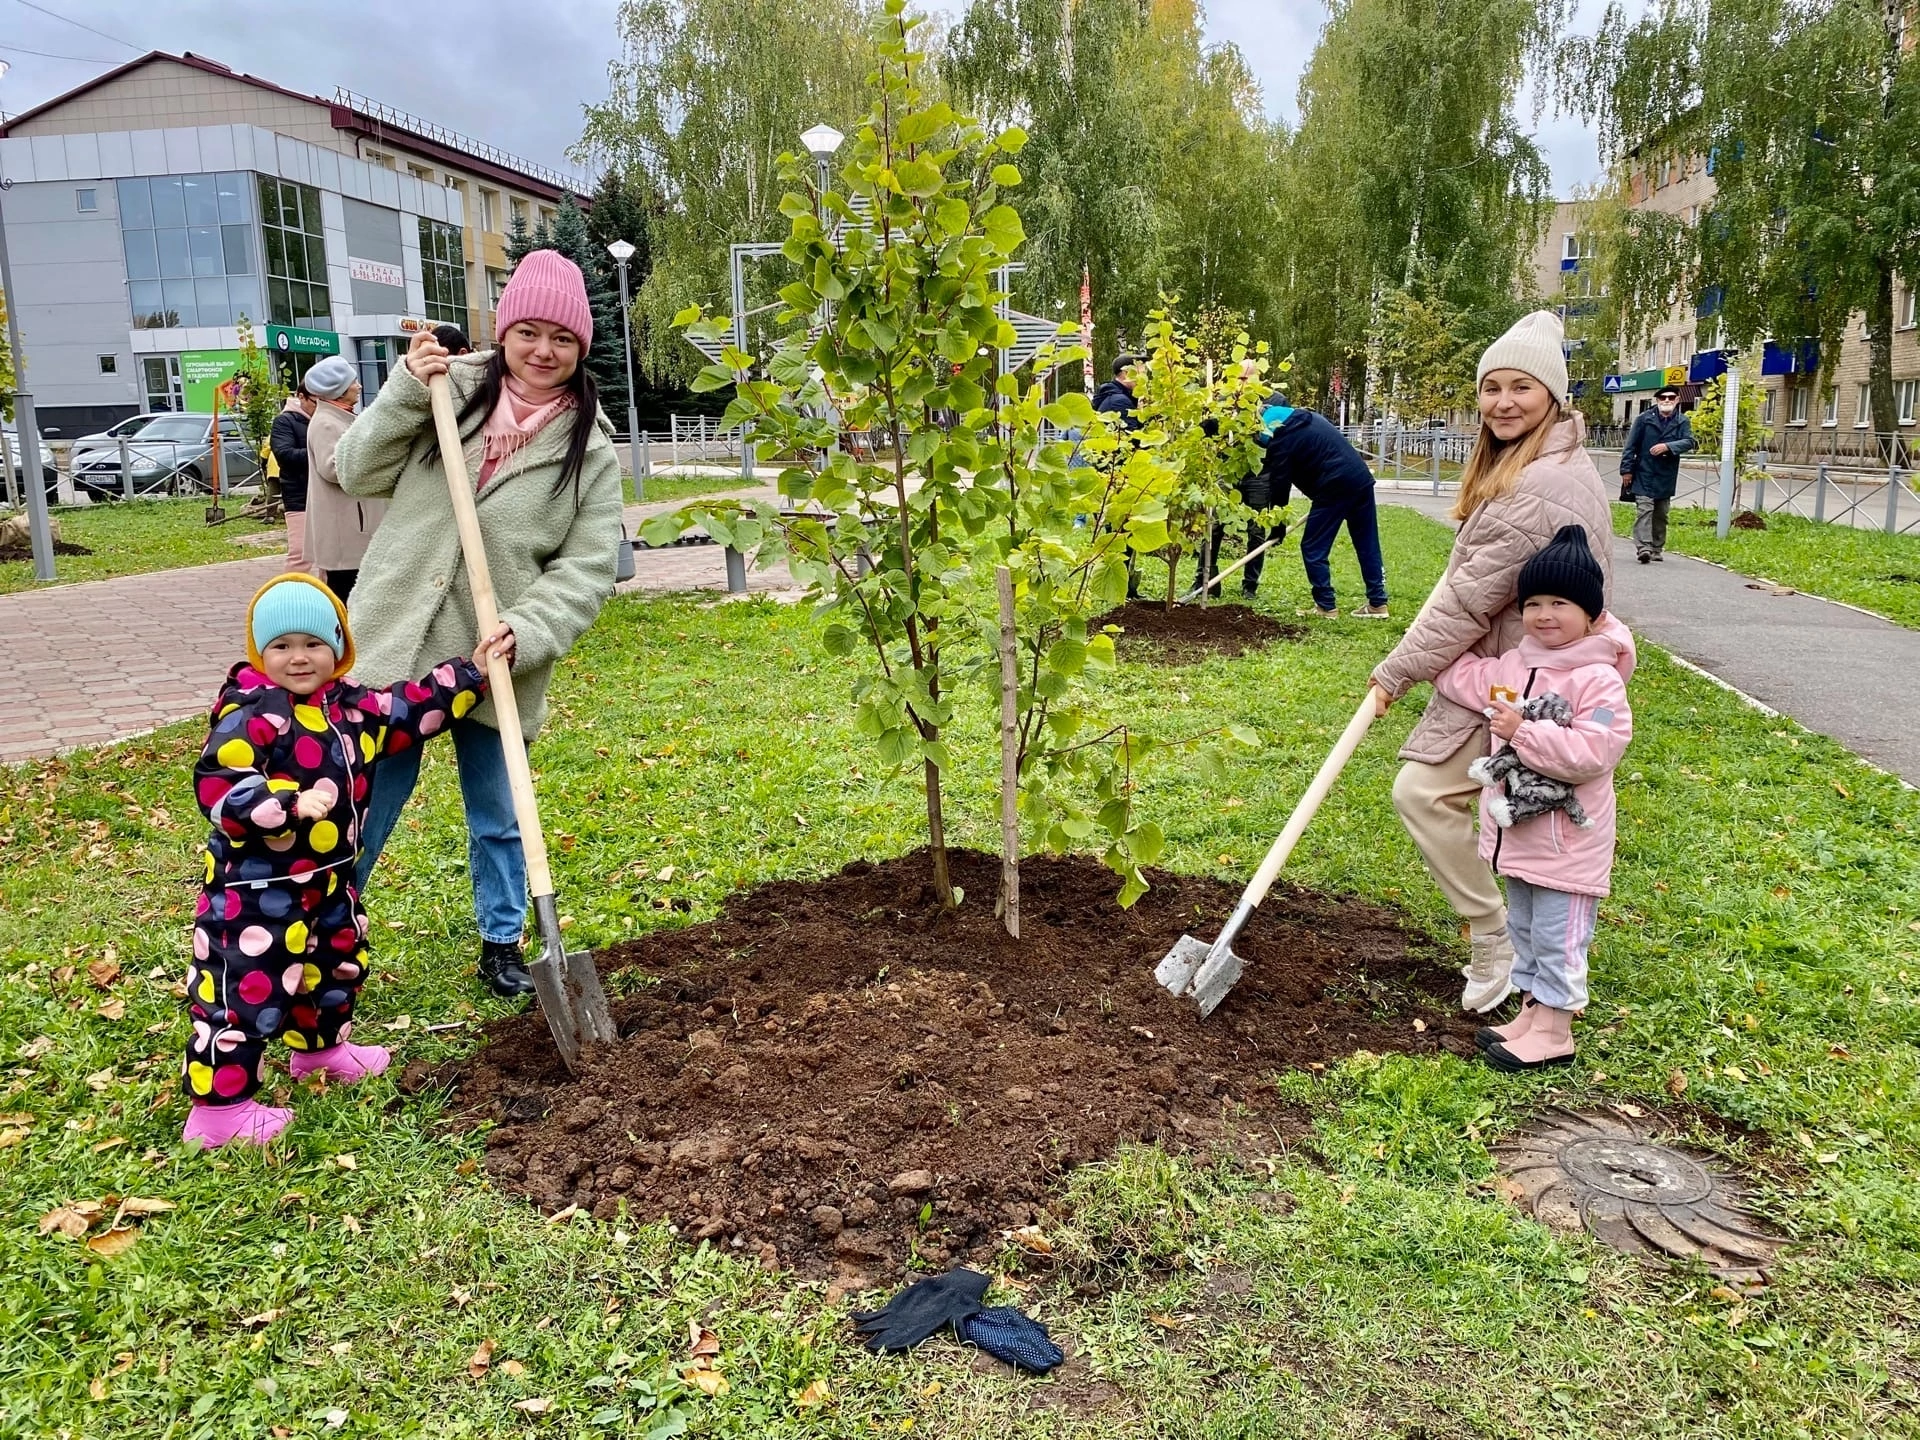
(1094, 355, 1145, 598)
(1260, 399, 1390, 617)
(1619, 385, 1696, 563)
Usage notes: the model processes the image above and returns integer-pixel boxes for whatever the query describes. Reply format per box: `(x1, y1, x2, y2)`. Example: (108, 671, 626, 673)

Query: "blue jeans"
(354, 718, 526, 945)
(1301, 486, 1389, 611)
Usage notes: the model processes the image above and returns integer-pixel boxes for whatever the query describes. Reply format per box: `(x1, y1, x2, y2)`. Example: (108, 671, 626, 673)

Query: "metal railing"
(333, 89, 590, 196)
(66, 441, 264, 502)
(1659, 454, 1920, 536)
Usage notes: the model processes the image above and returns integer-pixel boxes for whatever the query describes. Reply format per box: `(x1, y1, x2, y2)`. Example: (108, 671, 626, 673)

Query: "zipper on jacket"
(1489, 667, 1539, 875)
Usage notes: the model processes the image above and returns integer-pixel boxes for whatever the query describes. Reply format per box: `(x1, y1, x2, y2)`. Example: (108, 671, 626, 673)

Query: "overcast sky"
(1, 0, 1619, 194)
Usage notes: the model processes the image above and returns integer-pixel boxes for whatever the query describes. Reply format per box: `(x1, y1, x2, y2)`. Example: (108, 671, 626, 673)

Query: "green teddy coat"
(335, 355, 623, 738)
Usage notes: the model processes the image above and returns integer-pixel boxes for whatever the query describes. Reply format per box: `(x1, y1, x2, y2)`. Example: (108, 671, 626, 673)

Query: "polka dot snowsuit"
(186, 657, 485, 1105)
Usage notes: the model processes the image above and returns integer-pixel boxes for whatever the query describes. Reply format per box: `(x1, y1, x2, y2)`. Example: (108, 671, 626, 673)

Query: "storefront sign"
(179, 350, 242, 412)
(1609, 368, 1670, 396)
(265, 325, 341, 357)
(397, 317, 437, 334)
(349, 256, 405, 289)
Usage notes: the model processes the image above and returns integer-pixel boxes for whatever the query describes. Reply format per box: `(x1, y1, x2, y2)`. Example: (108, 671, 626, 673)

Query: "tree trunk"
(995, 566, 1019, 939)
(924, 751, 953, 907)
(1869, 258, 1898, 466)
(1163, 547, 1181, 612)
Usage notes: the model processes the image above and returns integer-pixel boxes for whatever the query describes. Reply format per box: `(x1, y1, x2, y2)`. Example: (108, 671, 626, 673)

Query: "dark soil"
(0, 538, 92, 561)
(1101, 601, 1304, 662)
(441, 849, 1474, 1281)
(1730, 510, 1768, 531)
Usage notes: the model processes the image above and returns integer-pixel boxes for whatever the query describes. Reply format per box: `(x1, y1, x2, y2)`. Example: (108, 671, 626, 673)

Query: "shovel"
(428, 372, 617, 1072)
(1160, 571, 1447, 1017)
(1156, 685, 1388, 1017)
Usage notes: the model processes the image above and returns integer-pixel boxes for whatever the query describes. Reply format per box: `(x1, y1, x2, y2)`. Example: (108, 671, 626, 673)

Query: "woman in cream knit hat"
(1369, 310, 1616, 1015)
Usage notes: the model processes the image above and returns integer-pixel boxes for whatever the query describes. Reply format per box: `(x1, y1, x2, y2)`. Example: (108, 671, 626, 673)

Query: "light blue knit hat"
(248, 575, 348, 663)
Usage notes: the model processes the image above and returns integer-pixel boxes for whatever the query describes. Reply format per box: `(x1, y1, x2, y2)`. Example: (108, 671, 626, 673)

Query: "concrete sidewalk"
(1378, 490, 1920, 784)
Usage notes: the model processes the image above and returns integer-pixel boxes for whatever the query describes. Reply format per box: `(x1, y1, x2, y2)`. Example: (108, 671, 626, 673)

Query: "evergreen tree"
(538, 195, 629, 419)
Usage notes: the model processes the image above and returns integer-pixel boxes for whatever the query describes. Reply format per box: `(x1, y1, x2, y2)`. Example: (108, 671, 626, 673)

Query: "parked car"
(71, 413, 263, 500)
(2, 422, 61, 506)
(67, 413, 164, 468)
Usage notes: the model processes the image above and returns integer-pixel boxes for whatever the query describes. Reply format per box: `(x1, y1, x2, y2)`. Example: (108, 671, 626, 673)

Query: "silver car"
(2, 422, 60, 505)
(72, 412, 264, 500)
(67, 413, 165, 469)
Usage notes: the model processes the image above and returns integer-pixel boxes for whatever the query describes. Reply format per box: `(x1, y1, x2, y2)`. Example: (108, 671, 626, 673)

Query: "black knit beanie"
(1516, 525, 1604, 620)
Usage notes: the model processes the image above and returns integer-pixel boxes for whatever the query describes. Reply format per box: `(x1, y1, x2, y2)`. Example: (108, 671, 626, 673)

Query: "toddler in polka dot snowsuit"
(183, 572, 490, 1149)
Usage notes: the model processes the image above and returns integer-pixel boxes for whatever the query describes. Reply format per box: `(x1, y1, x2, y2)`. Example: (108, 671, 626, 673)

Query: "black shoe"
(1637, 552, 1651, 565)
(1241, 586, 1258, 600)
(1652, 553, 1665, 562)
(479, 939, 535, 998)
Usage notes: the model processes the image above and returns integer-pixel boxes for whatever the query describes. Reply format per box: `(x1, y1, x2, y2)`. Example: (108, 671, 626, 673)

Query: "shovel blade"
(560, 947, 618, 1048)
(1154, 933, 1243, 1019)
(527, 932, 584, 1074)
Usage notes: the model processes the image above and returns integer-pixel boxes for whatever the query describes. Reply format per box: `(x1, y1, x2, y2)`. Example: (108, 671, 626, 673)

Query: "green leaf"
(821, 622, 859, 658)
(981, 205, 1025, 254)
(671, 304, 702, 327)
(924, 738, 953, 772)
(895, 158, 945, 197)
(991, 163, 1022, 187)
(1226, 722, 1261, 748)
(996, 125, 1029, 154)
(934, 196, 972, 235)
(1128, 821, 1166, 866)
(896, 110, 943, 145)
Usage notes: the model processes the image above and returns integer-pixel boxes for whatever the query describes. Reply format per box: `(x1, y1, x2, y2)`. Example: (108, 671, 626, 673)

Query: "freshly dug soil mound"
(0, 537, 91, 560)
(443, 849, 1473, 1280)
(1102, 600, 1303, 662)
(1731, 510, 1768, 531)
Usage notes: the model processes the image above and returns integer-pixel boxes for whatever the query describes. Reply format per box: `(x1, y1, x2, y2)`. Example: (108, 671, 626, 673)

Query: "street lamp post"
(605, 238, 645, 500)
(0, 61, 56, 581)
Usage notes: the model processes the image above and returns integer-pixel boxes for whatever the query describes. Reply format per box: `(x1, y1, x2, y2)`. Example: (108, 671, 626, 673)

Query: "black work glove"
(851, 1267, 991, 1353)
(1619, 479, 1635, 503)
(1269, 518, 1287, 545)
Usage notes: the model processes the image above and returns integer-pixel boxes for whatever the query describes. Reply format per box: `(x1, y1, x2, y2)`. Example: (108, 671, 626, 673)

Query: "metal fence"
(1660, 455, 1920, 536)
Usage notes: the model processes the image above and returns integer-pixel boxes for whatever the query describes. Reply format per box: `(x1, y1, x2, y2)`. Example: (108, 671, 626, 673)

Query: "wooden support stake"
(996, 565, 1020, 940)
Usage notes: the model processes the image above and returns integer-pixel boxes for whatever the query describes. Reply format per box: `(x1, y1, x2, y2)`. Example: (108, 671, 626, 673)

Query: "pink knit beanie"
(494, 249, 593, 352)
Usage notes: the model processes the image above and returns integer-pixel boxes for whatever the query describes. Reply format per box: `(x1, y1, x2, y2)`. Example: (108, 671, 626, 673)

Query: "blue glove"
(961, 1307, 1065, 1373)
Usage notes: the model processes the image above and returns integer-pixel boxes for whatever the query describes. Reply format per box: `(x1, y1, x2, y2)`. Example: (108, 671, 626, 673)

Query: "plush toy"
(1466, 692, 1594, 830)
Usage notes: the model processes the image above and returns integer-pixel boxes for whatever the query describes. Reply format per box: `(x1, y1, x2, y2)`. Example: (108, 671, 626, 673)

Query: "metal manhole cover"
(1492, 1107, 1783, 1284)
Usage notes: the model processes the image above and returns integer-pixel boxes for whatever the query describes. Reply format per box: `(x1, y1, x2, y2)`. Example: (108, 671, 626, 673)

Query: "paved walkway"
(0, 482, 796, 766)
(1378, 490, 1920, 784)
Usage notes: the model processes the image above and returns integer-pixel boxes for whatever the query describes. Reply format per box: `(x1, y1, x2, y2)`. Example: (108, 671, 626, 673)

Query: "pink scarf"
(477, 375, 574, 487)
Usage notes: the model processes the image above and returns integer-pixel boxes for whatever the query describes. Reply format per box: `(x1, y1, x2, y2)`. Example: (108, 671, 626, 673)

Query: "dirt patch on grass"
(0, 537, 92, 560)
(442, 849, 1471, 1281)
(1731, 510, 1768, 530)
(1102, 601, 1304, 662)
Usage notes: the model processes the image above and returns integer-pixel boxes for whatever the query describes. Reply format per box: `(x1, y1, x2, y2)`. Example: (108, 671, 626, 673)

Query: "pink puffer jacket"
(1433, 614, 1635, 897)
(1373, 414, 1615, 764)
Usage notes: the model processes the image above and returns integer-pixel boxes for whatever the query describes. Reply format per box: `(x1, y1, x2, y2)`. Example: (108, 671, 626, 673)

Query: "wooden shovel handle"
(1240, 687, 1384, 910)
(427, 373, 555, 900)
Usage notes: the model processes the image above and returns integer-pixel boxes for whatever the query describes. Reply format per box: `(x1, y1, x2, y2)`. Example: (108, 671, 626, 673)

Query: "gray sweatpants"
(1633, 496, 1670, 557)
(1504, 876, 1597, 1011)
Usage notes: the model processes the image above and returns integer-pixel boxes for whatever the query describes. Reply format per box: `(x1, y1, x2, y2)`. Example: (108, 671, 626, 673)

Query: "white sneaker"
(1461, 930, 1516, 1013)
(1350, 604, 1391, 619)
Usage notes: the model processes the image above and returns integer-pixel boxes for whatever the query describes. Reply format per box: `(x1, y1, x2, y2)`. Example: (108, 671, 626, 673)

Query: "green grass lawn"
(5, 506, 1920, 1437)
(622, 472, 762, 507)
(0, 499, 281, 595)
(1611, 501, 1920, 630)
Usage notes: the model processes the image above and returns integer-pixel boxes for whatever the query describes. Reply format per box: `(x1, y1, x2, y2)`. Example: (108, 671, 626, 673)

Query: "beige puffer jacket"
(304, 400, 386, 573)
(1372, 414, 1615, 764)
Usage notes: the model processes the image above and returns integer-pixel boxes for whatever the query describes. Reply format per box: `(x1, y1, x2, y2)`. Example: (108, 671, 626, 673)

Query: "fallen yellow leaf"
(241, 1308, 285, 1329)
(683, 1365, 729, 1397)
(511, 1397, 552, 1414)
(918, 1381, 943, 1399)
(500, 1360, 526, 1377)
(331, 1153, 357, 1170)
(38, 1206, 96, 1239)
(1666, 1069, 1689, 1098)
(86, 1226, 139, 1257)
(88, 959, 122, 990)
(89, 1376, 108, 1401)
(792, 1378, 831, 1408)
(467, 1338, 496, 1378)
(97, 1000, 127, 1021)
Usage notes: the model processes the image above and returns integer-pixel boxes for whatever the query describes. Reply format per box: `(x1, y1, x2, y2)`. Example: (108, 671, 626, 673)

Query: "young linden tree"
(646, 1, 1248, 916)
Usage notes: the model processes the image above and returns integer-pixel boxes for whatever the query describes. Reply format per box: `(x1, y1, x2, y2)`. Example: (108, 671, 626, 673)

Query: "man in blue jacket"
(1260, 398, 1390, 618)
(1619, 386, 1696, 564)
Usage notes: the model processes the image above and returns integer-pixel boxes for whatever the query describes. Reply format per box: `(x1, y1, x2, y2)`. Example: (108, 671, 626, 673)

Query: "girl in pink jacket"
(1433, 526, 1634, 1072)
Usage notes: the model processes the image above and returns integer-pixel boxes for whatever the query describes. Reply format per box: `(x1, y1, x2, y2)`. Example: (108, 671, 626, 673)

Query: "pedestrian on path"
(182, 573, 493, 1148)
(337, 250, 623, 1000)
(270, 392, 314, 571)
(1432, 527, 1634, 1071)
(302, 357, 382, 602)
(1370, 309, 1614, 1014)
(1257, 398, 1388, 618)
(1619, 385, 1695, 563)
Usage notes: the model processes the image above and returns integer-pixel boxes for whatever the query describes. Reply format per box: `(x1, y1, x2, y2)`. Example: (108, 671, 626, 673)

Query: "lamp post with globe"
(605, 238, 644, 499)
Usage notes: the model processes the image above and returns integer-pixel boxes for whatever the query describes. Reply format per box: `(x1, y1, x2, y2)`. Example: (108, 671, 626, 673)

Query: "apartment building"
(0, 52, 584, 435)
(1598, 147, 1919, 437)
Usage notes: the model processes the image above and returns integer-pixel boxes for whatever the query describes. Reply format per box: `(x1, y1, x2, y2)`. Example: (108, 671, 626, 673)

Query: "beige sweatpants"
(284, 510, 308, 573)
(1392, 739, 1507, 936)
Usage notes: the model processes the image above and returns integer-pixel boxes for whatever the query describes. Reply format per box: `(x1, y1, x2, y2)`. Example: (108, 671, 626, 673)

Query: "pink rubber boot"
(183, 1099, 293, 1149)
(1475, 996, 1535, 1052)
(289, 1042, 391, 1085)
(1484, 1005, 1577, 1072)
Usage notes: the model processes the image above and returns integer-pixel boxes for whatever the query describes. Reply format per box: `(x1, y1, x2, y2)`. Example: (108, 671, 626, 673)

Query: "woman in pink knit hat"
(333, 250, 624, 1000)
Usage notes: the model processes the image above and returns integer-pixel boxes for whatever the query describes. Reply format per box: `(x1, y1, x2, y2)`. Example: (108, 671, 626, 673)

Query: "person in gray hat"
(301, 356, 382, 600)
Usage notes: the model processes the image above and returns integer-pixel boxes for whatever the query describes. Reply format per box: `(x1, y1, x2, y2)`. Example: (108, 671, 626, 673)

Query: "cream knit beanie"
(1477, 310, 1569, 402)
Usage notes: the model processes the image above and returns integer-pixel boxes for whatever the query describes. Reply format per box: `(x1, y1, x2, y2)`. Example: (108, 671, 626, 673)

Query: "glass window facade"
(119, 172, 259, 329)
(419, 217, 468, 325)
(259, 176, 332, 329)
